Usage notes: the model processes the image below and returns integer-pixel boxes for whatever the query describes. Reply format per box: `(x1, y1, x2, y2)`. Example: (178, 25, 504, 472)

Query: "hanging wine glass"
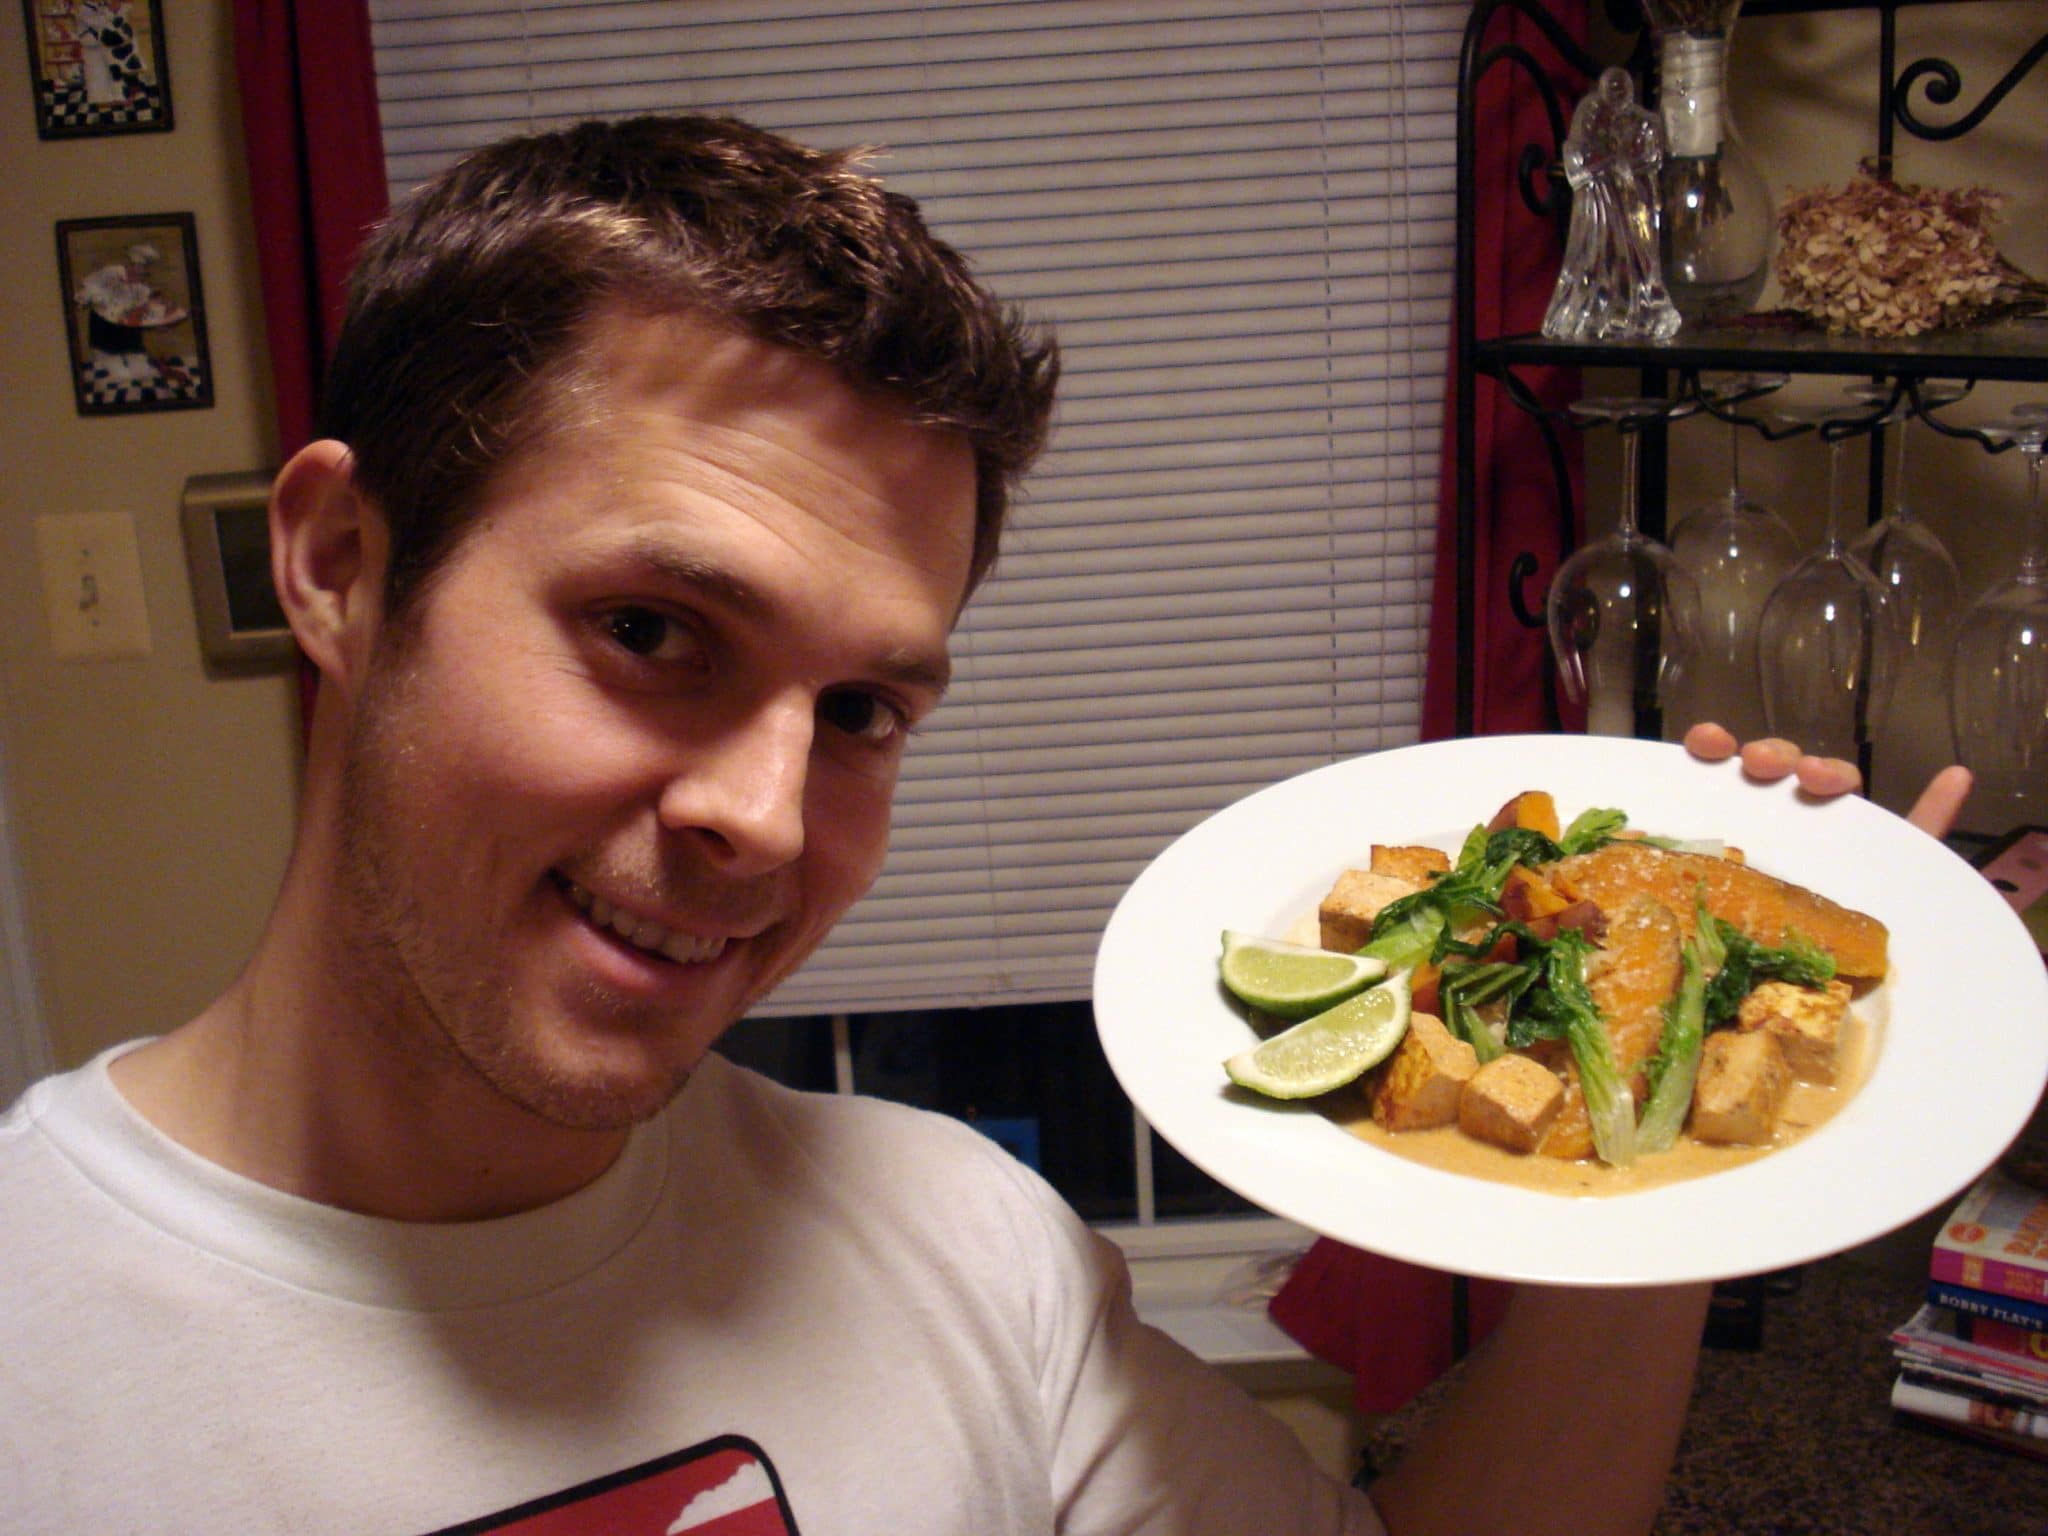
(1547, 397, 1703, 736)
(1844, 380, 1964, 658)
(1755, 402, 1903, 764)
(1671, 371, 1799, 737)
(1950, 413, 2048, 828)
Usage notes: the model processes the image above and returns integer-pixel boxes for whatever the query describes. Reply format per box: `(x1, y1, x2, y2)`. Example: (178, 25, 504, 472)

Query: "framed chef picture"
(20, 0, 171, 138)
(56, 212, 212, 416)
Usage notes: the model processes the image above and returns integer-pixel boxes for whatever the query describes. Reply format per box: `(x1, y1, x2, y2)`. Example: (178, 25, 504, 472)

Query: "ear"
(270, 440, 387, 693)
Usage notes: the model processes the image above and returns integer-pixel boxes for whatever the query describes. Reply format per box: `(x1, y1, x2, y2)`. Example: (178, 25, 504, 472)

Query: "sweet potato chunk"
(1459, 1053, 1565, 1154)
(1502, 865, 1572, 921)
(1546, 840, 1887, 980)
(1514, 899, 1607, 946)
(1370, 844, 1451, 887)
(1486, 790, 1561, 841)
(1318, 868, 1422, 953)
(1737, 978, 1851, 1084)
(1366, 1011, 1476, 1132)
(1691, 1029, 1791, 1145)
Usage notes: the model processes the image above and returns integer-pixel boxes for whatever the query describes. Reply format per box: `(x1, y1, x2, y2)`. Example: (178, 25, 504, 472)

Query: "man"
(0, 115, 1967, 1534)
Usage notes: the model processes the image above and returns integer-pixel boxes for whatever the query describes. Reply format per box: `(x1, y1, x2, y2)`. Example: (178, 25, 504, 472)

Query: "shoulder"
(679, 1055, 1145, 1366)
(1, 1057, 86, 1154)
(678, 1053, 1100, 1269)
(0, 1058, 120, 1277)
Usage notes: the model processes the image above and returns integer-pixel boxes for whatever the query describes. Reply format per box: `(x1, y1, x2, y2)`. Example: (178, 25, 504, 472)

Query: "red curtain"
(1269, 1, 1590, 1418)
(1268, 1240, 1514, 1414)
(231, 0, 388, 727)
(1421, 4, 1591, 741)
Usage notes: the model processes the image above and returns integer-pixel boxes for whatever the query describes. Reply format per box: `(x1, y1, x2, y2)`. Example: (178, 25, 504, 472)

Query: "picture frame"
(20, 0, 172, 139)
(55, 211, 212, 416)
(180, 470, 295, 671)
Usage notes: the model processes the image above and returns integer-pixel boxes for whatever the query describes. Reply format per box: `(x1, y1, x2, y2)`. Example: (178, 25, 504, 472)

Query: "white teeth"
(563, 879, 728, 965)
(660, 931, 724, 964)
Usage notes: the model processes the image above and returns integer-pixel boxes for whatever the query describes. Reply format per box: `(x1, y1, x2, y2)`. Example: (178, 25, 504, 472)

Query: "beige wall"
(0, 0, 298, 1070)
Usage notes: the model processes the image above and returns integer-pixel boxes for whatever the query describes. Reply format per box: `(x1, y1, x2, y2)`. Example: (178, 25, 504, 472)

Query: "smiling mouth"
(559, 876, 731, 966)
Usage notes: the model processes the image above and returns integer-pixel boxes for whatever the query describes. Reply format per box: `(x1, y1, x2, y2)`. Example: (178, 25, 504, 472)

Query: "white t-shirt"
(0, 1044, 1382, 1535)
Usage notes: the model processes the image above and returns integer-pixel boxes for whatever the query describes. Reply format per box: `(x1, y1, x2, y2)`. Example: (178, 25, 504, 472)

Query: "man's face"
(332, 312, 976, 1132)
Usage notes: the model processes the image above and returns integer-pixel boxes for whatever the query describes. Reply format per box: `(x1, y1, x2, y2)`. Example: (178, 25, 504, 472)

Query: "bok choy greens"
(1359, 809, 1625, 974)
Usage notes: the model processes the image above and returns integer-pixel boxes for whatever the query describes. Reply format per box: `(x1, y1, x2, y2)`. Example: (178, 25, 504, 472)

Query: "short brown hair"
(320, 113, 1059, 617)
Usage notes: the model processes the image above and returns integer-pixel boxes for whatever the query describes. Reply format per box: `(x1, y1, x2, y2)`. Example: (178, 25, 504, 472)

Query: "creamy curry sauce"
(1277, 902, 1881, 1196)
(1322, 995, 1876, 1196)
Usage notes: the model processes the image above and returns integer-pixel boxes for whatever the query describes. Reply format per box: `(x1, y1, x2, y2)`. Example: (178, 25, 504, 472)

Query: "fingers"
(1906, 764, 1973, 839)
(1753, 740, 1863, 796)
(1736, 736, 1809, 784)
(1793, 755, 1863, 799)
(1681, 722, 1738, 762)
(1684, 721, 1966, 833)
(1719, 735, 1862, 797)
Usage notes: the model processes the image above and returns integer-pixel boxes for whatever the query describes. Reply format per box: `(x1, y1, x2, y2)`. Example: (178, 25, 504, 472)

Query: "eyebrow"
(614, 533, 953, 697)
(623, 538, 766, 617)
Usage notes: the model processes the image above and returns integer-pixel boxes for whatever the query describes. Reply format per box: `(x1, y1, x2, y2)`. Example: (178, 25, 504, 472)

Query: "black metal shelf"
(1441, 0, 2044, 1349)
(1451, 0, 2048, 737)
(1478, 317, 2048, 381)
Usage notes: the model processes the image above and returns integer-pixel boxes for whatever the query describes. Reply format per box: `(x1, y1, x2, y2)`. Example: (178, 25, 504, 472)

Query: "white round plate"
(1094, 735, 2048, 1286)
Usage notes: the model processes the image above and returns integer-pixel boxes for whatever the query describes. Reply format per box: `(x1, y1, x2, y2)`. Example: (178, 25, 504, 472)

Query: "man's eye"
(818, 689, 905, 744)
(602, 606, 692, 662)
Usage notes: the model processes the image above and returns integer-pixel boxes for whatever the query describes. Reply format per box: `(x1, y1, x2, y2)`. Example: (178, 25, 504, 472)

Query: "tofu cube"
(1318, 868, 1422, 952)
(1690, 1029, 1791, 1146)
(1368, 1012, 1477, 1132)
(1457, 1053, 1565, 1154)
(1370, 844, 1452, 887)
(1736, 978, 1850, 1084)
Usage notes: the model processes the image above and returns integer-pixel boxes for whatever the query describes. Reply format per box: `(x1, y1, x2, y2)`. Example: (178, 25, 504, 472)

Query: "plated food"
(1094, 735, 2048, 1284)
(1217, 789, 1890, 1194)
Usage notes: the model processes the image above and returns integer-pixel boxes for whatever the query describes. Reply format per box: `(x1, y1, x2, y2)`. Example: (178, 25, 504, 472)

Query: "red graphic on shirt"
(426, 1435, 797, 1534)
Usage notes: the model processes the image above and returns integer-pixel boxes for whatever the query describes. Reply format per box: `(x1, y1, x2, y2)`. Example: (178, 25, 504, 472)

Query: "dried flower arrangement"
(1773, 164, 2047, 338)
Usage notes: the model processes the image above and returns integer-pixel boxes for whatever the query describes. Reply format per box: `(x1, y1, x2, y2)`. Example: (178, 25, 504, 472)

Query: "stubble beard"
(332, 658, 695, 1136)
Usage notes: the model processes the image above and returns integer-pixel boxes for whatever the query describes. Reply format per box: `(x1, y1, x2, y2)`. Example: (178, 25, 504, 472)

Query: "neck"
(109, 860, 629, 1223)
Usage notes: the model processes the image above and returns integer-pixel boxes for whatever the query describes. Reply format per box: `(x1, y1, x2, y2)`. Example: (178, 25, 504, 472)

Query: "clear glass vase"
(1640, 0, 1772, 325)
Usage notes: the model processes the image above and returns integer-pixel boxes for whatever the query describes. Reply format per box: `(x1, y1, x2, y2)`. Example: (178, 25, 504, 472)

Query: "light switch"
(35, 512, 153, 659)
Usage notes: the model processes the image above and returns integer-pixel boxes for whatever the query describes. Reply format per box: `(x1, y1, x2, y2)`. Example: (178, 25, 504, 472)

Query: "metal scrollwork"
(1517, 142, 1569, 229)
(1468, 0, 1609, 223)
(1507, 552, 1547, 629)
(1895, 32, 2048, 142)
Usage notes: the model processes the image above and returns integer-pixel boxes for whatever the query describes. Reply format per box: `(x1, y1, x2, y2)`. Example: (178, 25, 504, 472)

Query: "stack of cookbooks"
(1890, 1165, 2048, 1459)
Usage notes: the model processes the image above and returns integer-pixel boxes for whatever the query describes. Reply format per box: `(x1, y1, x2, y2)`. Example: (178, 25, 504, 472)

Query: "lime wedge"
(1218, 931, 1388, 1020)
(1224, 970, 1413, 1100)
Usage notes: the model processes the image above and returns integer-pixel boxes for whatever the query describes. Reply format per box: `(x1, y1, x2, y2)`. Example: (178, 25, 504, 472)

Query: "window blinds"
(366, 0, 1460, 1014)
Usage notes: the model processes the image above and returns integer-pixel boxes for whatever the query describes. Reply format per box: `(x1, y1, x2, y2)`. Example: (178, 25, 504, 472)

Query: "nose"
(657, 696, 812, 875)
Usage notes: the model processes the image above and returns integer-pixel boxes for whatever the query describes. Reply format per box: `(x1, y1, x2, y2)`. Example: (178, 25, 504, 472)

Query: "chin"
(503, 1060, 695, 1133)
(466, 1021, 709, 1133)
